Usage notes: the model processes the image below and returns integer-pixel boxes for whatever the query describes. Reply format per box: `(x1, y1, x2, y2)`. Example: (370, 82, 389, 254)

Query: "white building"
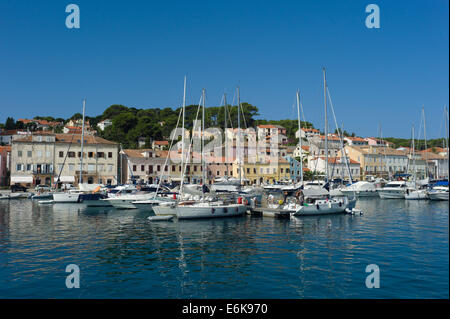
(295, 127, 320, 139)
(308, 156, 360, 180)
(97, 119, 112, 131)
(10, 133, 119, 186)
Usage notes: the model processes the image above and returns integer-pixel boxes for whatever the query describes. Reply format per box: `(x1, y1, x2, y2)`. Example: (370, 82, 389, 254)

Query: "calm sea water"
(0, 198, 448, 299)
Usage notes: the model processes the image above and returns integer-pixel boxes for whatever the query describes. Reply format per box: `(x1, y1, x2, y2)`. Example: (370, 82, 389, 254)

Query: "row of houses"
(2, 123, 449, 186)
(8, 132, 119, 187)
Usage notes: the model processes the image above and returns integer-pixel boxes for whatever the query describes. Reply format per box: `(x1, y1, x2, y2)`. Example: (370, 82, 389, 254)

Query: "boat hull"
(340, 190, 379, 197)
(53, 193, 81, 203)
(377, 190, 405, 199)
(107, 199, 138, 209)
(293, 199, 349, 216)
(176, 204, 246, 219)
(428, 192, 449, 201)
(153, 204, 177, 216)
(405, 190, 429, 200)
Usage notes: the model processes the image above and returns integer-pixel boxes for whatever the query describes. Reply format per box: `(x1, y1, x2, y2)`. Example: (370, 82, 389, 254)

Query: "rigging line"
(153, 106, 183, 199)
(181, 95, 203, 193)
(54, 117, 86, 188)
(326, 87, 353, 182)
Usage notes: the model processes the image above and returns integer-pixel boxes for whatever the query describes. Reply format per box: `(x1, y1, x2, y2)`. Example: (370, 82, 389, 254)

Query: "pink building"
(365, 137, 394, 147)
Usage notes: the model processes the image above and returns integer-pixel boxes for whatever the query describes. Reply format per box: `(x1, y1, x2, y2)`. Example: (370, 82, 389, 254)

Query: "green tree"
(5, 117, 16, 130)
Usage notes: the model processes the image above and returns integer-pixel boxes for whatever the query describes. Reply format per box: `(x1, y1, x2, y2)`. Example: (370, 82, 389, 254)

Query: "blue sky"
(0, 0, 448, 138)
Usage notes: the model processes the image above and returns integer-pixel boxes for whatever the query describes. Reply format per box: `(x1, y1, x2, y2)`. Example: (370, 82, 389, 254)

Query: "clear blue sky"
(0, 0, 448, 138)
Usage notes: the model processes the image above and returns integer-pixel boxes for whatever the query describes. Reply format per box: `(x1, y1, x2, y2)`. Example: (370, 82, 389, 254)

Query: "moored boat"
(427, 186, 449, 201)
(377, 181, 409, 199)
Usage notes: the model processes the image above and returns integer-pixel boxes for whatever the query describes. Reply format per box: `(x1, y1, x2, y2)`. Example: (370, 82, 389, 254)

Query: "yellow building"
(232, 156, 290, 185)
(342, 145, 409, 180)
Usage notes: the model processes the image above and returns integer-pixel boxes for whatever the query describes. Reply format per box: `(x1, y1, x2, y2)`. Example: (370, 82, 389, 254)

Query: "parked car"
(11, 184, 28, 192)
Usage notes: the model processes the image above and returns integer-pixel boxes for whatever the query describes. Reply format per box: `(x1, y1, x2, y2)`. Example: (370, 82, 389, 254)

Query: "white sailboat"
(176, 87, 246, 219)
(405, 109, 429, 200)
(53, 99, 88, 203)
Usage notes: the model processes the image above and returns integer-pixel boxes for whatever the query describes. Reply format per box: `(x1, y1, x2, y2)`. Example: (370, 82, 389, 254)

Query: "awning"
(11, 176, 33, 183)
(54, 176, 75, 183)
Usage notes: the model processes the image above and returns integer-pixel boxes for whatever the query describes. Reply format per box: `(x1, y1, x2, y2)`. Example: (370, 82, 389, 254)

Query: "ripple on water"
(0, 198, 448, 298)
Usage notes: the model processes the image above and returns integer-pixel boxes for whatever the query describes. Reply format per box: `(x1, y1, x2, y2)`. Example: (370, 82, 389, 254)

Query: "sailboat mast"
(323, 68, 329, 182)
(412, 124, 416, 183)
(296, 90, 303, 183)
(445, 106, 449, 181)
(202, 88, 206, 185)
(237, 86, 242, 186)
(79, 99, 86, 185)
(224, 93, 229, 178)
(180, 76, 186, 192)
(422, 106, 428, 179)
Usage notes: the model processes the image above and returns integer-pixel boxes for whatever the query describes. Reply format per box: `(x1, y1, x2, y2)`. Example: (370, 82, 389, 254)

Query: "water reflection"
(0, 198, 448, 298)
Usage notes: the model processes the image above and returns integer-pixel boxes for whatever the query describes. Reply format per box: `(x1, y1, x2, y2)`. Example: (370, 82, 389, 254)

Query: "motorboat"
(377, 181, 410, 199)
(79, 193, 110, 207)
(427, 186, 449, 201)
(104, 191, 157, 209)
(340, 181, 379, 198)
(53, 190, 82, 203)
(404, 187, 429, 200)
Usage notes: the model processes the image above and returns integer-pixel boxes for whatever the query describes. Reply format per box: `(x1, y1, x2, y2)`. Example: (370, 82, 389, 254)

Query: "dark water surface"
(0, 198, 448, 298)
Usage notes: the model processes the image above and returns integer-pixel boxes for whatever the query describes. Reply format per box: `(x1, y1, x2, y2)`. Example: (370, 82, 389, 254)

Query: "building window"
(172, 165, 175, 172)
(108, 164, 113, 172)
(157, 165, 161, 171)
(68, 152, 75, 158)
(108, 152, 113, 158)
(59, 151, 64, 158)
(37, 151, 42, 157)
(27, 151, 32, 157)
(88, 152, 94, 158)
(98, 152, 104, 158)
(69, 164, 75, 171)
(281, 168, 284, 173)
(18, 151, 22, 157)
(141, 165, 145, 171)
(149, 165, 153, 173)
(88, 164, 95, 172)
(133, 165, 137, 172)
(26, 164, 32, 171)
(217, 171, 220, 175)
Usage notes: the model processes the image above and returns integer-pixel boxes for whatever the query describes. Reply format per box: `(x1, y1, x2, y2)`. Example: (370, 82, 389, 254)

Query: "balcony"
(33, 169, 54, 175)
